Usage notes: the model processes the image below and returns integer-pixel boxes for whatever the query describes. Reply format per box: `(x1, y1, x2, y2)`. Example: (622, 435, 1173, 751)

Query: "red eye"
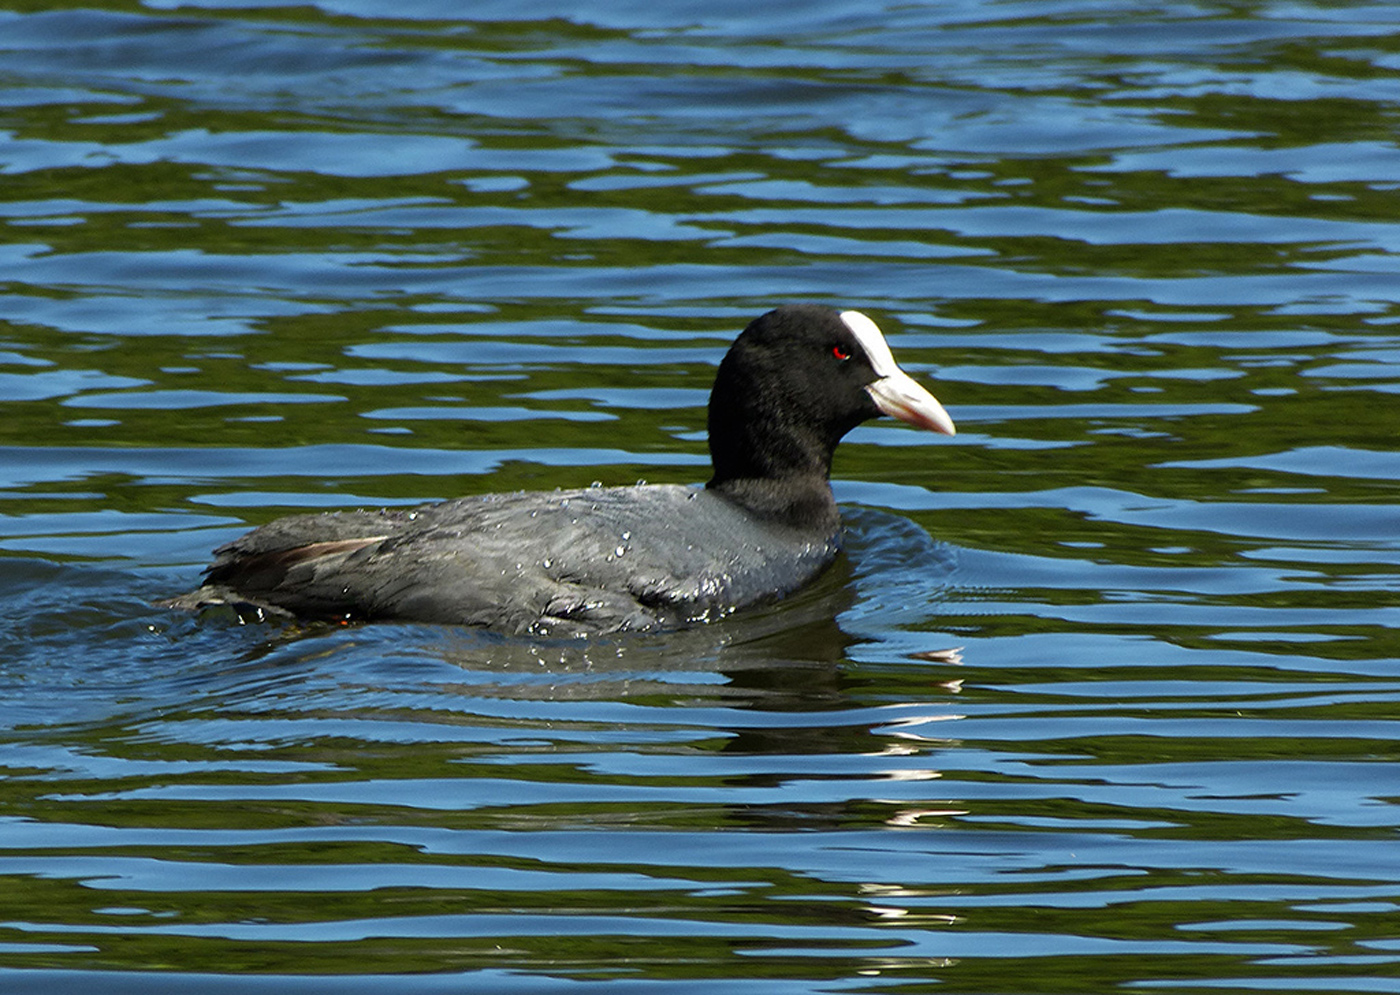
(832, 345, 851, 361)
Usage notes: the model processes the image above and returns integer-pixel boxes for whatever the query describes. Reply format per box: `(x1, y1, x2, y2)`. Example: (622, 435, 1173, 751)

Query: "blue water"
(2, 2, 1400, 992)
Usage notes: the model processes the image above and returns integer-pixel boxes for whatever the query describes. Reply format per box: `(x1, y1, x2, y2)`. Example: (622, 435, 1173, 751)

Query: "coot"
(166, 305, 955, 634)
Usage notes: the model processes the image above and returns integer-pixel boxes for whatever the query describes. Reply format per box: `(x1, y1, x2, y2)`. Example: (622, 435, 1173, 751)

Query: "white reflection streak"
(865, 709, 970, 826)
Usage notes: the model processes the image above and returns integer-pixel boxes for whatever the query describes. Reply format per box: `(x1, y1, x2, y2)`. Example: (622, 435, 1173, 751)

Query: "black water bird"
(166, 305, 955, 634)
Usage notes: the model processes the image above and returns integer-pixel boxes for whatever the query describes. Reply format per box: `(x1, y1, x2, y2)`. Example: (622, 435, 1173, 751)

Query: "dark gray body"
(173, 484, 840, 636)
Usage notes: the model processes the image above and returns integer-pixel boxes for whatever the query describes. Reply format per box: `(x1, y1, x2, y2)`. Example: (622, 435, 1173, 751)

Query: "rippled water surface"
(3, 2, 1400, 992)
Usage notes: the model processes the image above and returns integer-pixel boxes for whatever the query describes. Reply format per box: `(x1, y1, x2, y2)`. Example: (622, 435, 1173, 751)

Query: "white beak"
(840, 310, 956, 437)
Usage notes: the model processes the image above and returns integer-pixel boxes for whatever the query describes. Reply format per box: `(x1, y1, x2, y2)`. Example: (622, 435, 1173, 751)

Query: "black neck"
(705, 474, 839, 534)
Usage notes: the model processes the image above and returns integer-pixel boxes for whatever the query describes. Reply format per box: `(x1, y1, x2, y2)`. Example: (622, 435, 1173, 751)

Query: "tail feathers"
(157, 585, 297, 624)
